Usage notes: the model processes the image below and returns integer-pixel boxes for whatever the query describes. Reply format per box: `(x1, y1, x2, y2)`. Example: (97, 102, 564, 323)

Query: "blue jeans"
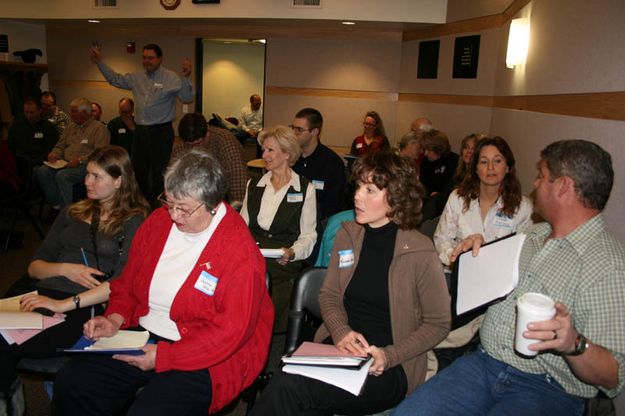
(392, 347, 584, 416)
(35, 164, 86, 207)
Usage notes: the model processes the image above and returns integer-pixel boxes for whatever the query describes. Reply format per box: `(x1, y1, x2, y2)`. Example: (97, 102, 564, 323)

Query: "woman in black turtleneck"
(251, 152, 451, 416)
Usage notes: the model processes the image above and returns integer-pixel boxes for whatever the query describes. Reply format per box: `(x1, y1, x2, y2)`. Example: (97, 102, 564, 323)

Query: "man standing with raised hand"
(89, 43, 193, 205)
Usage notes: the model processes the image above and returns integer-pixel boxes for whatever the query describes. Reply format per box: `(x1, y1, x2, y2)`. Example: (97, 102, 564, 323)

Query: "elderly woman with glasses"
(241, 125, 317, 332)
(52, 149, 274, 416)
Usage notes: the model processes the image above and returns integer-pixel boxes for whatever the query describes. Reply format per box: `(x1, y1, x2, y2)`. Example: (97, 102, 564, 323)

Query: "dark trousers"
(52, 354, 212, 416)
(250, 364, 407, 416)
(132, 123, 174, 206)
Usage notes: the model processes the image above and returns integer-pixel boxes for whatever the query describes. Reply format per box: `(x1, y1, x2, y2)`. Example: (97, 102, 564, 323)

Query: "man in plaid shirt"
(393, 139, 625, 416)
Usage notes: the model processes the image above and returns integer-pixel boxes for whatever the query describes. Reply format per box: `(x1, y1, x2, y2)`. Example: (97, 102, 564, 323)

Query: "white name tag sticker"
(356, 143, 363, 149)
(494, 213, 513, 228)
(34, 132, 44, 139)
(194, 270, 219, 296)
(118, 128, 127, 134)
(154, 82, 164, 89)
(312, 180, 325, 191)
(80, 139, 88, 144)
(287, 193, 303, 203)
(338, 249, 355, 269)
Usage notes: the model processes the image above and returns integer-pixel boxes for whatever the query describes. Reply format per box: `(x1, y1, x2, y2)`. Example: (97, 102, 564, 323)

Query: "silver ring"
(552, 330, 558, 340)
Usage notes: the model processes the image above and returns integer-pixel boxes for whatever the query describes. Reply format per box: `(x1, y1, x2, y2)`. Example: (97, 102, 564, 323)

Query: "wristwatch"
(566, 333, 588, 356)
(73, 295, 81, 310)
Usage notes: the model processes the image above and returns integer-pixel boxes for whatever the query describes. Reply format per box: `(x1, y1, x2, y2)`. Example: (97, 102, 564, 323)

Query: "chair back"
(284, 267, 327, 354)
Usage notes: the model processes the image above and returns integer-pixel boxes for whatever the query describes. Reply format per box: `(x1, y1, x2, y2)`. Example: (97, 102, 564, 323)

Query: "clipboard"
(60, 330, 153, 355)
(449, 233, 525, 329)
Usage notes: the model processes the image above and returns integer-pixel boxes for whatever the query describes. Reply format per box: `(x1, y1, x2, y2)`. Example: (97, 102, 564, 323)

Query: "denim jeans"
(35, 164, 86, 207)
(392, 347, 584, 416)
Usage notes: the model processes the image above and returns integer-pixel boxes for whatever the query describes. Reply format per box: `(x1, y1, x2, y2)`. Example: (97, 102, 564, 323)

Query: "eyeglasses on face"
(157, 192, 204, 217)
(363, 122, 376, 127)
(289, 124, 311, 134)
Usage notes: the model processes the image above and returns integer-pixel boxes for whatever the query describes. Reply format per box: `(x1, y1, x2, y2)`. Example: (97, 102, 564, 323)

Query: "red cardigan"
(106, 205, 274, 413)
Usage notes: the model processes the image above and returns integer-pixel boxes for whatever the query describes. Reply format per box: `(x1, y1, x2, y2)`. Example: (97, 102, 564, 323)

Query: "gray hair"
(164, 148, 227, 209)
(398, 130, 422, 150)
(541, 139, 613, 210)
(70, 97, 92, 114)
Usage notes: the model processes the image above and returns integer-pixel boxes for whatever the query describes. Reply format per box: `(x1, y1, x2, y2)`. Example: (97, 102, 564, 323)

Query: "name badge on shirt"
(154, 82, 164, 89)
(34, 132, 44, 139)
(338, 249, 355, 269)
(80, 139, 88, 144)
(356, 143, 363, 149)
(194, 270, 219, 296)
(118, 128, 127, 134)
(493, 211, 513, 228)
(312, 180, 325, 191)
(287, 193, 303, 203)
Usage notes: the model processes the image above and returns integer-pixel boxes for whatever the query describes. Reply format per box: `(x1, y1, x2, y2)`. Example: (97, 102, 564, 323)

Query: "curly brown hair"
(351, 152, 425, 229)
(68, 146, 149, 236)
(457, 136, 522, 218)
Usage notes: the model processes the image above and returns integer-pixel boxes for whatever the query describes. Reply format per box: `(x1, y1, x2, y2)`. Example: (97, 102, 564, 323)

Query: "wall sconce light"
(506, 18, 530, 69)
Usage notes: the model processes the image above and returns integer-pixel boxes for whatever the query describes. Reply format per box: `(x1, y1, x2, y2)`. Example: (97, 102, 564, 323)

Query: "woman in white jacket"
(434, 136, 533, 269)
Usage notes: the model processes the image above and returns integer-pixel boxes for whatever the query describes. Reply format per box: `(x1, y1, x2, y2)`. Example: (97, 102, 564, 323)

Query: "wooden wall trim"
(264, 87, 625, 121)
(493, 92, 625, 121)
(399, 93, 494, 107)
(402, 0, 530, 41)
(266, 86, 398, 102)
(53, 82, 625, 122)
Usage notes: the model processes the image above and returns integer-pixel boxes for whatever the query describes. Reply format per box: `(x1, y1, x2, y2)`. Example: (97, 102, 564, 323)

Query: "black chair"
(283, 267, 327, 355)
(245, 268, 326, 414)
(1, 157, 45, 251)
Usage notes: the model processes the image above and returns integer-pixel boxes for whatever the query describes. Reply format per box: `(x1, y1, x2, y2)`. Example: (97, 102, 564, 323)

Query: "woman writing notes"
(0, 146, 149, 408)
(53, 149, 273, 415)
(250, 152, 450, 415)
(241, 126, 317, 331)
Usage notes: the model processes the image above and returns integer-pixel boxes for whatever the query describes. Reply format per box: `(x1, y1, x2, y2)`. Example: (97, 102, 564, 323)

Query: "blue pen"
(80, 247, 89, 266)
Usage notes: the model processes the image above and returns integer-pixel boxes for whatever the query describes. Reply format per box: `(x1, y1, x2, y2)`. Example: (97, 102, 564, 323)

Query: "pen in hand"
(80, 247, 89, 267)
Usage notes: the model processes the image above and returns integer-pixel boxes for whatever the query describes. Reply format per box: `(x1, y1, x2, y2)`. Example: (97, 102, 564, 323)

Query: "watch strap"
(566, 333, 588, 356)
(73, 295, 81, 310)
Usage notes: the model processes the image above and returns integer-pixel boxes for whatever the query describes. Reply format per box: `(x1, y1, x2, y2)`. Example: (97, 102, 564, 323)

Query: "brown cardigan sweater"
(314, 221, 451, 394)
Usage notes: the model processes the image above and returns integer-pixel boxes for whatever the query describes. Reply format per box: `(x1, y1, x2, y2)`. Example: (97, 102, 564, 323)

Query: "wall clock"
(160, 0, 181, 10)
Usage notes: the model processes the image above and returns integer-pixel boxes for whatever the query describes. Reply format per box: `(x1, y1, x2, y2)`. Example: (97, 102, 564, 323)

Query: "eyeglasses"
(363, 122, 376, 127)
(157, 193, 205, 217)
(289, 125, 311, 134)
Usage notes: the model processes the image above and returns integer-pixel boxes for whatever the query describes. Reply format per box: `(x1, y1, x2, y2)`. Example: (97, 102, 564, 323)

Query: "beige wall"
(265, 37, 402, 147)
(489, 0, 625, 241)
(201, 41, 265, 119)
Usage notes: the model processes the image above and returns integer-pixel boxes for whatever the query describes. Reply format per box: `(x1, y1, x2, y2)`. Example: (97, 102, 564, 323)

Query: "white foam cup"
(515, 292, 556, 356)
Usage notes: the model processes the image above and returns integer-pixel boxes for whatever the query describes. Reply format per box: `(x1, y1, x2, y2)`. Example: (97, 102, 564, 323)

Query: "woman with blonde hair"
(241, 125, 317, 331)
